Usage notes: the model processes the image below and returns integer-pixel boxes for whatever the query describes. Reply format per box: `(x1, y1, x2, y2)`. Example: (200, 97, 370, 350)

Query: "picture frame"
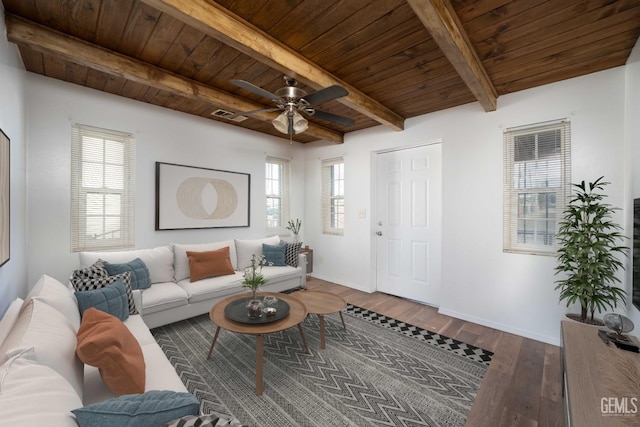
(156, 162, 250, 230)
(0, 129, 9, 267)
(633, 198, 640, 310)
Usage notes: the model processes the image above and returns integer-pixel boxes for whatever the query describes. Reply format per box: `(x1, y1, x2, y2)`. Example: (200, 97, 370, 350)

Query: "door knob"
(376, 231, 383, 236)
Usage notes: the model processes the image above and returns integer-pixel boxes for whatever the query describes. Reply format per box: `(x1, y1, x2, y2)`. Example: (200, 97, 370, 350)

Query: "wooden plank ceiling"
(3, 0, 639, 144)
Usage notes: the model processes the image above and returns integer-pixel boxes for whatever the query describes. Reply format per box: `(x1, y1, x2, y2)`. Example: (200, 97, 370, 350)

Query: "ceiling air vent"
(211, 109, 248, 122)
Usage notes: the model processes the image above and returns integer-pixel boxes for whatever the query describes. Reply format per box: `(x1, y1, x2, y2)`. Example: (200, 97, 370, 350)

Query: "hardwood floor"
(304, 278, 564, 427)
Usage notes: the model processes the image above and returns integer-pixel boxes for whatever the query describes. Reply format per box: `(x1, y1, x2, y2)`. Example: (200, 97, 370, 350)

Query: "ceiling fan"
(229, 76, 355, 136)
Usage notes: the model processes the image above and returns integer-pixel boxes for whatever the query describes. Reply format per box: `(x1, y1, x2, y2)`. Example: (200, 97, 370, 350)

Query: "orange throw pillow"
(76, 307, 145, 396)
(187, 247, 235, 282)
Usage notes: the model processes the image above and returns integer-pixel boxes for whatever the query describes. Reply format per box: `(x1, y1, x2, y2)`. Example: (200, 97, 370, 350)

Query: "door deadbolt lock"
(376, 231, 383, 236)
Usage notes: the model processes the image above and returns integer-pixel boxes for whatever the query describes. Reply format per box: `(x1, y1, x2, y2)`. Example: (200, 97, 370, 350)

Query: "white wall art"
(156, 162, 250, 230)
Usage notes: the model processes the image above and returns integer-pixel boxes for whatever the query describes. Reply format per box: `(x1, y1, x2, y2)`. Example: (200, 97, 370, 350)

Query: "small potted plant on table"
(243, 254, 269, 319)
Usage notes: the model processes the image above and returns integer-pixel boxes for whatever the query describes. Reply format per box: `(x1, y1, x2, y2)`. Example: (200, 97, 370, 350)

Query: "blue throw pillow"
(104, 258, 152, 290)
(262, 243, 287, 266)
(72, 390, 200, 427)
(75, 280, 129, 321)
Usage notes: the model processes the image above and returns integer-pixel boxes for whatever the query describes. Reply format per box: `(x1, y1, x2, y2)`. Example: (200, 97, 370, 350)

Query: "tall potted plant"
(554, 177, 628, 324)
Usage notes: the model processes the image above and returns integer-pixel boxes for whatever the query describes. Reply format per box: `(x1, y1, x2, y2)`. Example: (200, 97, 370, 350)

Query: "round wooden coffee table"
(291, 290, 347, 349)
(207, 292, 308, 395)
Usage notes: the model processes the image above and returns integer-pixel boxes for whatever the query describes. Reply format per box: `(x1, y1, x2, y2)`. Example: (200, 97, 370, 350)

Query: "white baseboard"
(307, 274, 374, 294)
(308, 276, 561, 346)
(437, 307, 561, 347)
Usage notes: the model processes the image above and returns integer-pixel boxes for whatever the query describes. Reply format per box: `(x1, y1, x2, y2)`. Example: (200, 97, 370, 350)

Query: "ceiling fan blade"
(304, 85, 349, 106)
(230, 79, 280, 101)
(226, 107, 280, 118)
(310, 109, 355, 127)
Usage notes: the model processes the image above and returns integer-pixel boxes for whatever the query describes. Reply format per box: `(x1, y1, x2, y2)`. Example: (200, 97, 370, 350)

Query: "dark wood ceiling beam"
(407, 0, 497, 112)
(4, 13, 344, 143)
(140, 0, 405, 131)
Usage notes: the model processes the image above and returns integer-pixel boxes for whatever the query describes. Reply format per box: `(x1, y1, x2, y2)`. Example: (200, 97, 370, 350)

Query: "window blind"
(321, 157, 344, 236)
(503, 119, 571, 255)
(265, 156, 290, 232)
(71, 124, 135, 252)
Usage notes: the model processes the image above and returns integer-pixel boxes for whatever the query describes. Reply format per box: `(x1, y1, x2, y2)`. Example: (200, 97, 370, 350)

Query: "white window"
(322, 157, 344, 235)
(71, 124, 135, 252)
(265, 156, 290, 232)
(503, 119, 571, 255)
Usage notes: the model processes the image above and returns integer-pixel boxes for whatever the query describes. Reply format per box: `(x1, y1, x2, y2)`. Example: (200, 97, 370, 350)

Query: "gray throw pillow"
(262, 243, 287, 266)
(71, 261, 137, 315)
(72, 390, 200, 427)
(104, 257, 152, 290)
(75, 280, 129, 321)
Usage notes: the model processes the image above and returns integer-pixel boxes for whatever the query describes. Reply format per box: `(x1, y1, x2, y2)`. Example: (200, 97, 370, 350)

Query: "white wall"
(14, 34, 640, 344)
(626, 38, 640, 328)
(303, 67, 629, 345)
(0, 3, 27, 316)
(25, 74, 306, 287)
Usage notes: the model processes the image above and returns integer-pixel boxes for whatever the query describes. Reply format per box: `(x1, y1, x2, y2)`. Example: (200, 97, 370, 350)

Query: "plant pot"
(246, 299, 264, 319)
(565, 313, 604, 327)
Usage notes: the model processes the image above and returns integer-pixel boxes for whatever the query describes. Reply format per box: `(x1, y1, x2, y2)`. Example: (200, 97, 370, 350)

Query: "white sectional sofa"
(0, 235, 302, 426)
(0, 275, 208, 426)
(77, 236, 306, 328)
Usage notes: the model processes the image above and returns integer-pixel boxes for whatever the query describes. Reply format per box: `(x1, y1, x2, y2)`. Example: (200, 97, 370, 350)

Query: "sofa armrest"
(297, 252, 307, 272)
(132, 289, 143, 315)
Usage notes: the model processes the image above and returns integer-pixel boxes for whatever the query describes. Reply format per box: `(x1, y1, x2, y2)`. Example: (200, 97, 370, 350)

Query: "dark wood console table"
(561, 320, 640, 426)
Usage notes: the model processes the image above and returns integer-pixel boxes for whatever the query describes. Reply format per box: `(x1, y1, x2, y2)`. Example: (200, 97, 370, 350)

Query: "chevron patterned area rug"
(151, 304, 493, 427)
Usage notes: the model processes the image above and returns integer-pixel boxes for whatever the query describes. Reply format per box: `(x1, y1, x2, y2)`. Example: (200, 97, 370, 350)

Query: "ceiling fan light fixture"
(272, 113, 289, 134)
(292, 111, 308, 134)
(272, 111, 309, 135)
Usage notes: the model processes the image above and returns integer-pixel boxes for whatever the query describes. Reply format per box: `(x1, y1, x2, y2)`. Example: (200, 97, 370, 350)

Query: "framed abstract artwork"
(0, 129, 8, 267)
(155, 162, 250, 230)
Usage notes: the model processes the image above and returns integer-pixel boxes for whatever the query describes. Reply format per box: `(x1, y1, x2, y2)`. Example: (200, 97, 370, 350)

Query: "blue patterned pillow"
(72, 390, 200, 427)
(104, 258, 151, 290)
(262, 243, 287, 266)
(281, 241, 303, 267)
(71, 264, 138, 315)
(75, 280, 129, 321)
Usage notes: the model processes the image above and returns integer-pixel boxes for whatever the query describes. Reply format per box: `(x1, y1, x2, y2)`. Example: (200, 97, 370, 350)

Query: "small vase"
(246, 298, 264, 319)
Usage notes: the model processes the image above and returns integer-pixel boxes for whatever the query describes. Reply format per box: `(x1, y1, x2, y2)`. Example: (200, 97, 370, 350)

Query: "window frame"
(503, 119, 571, 255)
(265, 156, 290, 233)
(322, 157, 345, 236)
(71, 123, 135, 252)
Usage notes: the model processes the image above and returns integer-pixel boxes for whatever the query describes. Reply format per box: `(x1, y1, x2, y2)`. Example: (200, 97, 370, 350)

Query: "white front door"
(375, 144, 442, 305)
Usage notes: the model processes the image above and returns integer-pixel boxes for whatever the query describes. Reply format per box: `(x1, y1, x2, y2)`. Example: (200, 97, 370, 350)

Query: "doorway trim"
(369, 139, 443, 297)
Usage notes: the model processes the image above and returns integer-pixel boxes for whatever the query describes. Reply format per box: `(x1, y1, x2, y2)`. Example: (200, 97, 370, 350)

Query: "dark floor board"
(304, 278, 563, 426)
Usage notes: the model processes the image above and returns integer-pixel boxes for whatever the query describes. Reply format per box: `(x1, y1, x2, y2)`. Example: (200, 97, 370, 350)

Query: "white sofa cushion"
(26, 274, 81, 331)
(0, 299, 84, 398)
(0, 298, 23, 348)
(140, 282, 189, 315)
(177, 272, 244, 304)
(0, 352, 82, 427)
(79, 245, 175, 284)
(259, 265, 303, 281)
(173, 240, 237, 280)
(82, 315, 189, 405)
(235, 236, 280, 270)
